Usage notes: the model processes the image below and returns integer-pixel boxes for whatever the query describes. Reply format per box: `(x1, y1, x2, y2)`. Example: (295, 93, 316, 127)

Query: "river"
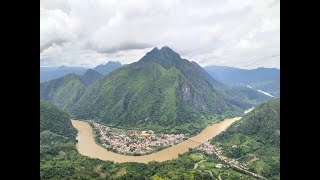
(247, 85, 275, 98)
(71, 116, 245, 163)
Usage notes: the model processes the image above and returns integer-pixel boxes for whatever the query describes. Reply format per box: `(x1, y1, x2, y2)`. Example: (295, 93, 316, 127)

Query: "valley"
(71, 116, 242, 163)
(247, 86, 276, 98)
(41, 98, 279, 179)
(40, 0, 280, 178)
(40, 47, 279, 179)
(41, 46, 271, 135)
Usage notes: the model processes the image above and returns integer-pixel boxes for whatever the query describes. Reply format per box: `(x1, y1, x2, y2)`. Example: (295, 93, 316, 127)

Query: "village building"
(215, 164, 223, 169)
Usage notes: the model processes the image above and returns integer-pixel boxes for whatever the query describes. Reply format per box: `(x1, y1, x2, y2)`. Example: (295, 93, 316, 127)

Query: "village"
(196, 141, 268, 180)
(90, 120, 188, 155)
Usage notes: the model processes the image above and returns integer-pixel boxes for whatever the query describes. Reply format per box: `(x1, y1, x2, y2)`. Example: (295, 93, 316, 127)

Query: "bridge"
(188, 138, 206, 145)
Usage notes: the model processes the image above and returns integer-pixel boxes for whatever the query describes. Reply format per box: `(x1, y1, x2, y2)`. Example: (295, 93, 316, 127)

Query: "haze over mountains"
(40, 46, 272, 134)
(93, 61, 122, 75)
(40, 66, 88, 82)
(40, 61, 122, 82)
(204, 65, 280, 96)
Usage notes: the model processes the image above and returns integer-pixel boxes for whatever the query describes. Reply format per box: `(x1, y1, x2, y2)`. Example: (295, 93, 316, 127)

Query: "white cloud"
(40, 0, 280, 69)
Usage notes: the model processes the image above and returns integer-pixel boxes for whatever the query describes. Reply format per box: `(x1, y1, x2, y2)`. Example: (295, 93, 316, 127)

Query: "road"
(194, 159, 206, 169)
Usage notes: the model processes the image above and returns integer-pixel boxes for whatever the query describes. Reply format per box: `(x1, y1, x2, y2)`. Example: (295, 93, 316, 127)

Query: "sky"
(40, 0, 280, 69)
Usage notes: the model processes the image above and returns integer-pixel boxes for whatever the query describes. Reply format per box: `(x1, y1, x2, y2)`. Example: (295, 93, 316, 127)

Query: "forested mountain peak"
(140, 46, 182, 69)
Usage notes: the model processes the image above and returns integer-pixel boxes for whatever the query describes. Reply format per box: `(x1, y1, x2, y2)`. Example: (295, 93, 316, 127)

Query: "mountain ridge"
(93, 61, 122, 75)
(41, 46, 271, 134)
(79, 69, 103, 85)
(204, 65, 280, 96)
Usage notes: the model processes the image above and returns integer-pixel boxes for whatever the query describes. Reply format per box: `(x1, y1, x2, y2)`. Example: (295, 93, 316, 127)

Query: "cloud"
(89, 42, 153, 54)
(40, 0, 280, 69)
(40, 7, 76, 52)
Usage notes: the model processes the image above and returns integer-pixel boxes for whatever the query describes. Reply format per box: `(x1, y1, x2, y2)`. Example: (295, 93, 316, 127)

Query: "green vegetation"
(40, 74, 87, 111)
(40, 100, 76, 139)
(212, 98, 280, 179)
(189, 153, 205, 162)
(41, 47, 270, 135)
(39, 47, 278, 179)
(79, 69, 103, 85)
(69, 60, 233, 134)
(187, 150, 256, 180)
(40, 101, 256, 179)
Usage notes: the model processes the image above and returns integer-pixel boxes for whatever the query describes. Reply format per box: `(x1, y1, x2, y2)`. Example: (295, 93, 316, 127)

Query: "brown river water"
(71, 116, 243, 163)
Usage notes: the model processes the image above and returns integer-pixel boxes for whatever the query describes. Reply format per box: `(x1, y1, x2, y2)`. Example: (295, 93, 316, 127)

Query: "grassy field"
(189, 153, 205, 162)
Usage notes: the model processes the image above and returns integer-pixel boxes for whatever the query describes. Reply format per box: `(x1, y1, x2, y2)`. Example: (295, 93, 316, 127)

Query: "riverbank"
(90, 121, 188, 156)
(71, 116, 241, 163)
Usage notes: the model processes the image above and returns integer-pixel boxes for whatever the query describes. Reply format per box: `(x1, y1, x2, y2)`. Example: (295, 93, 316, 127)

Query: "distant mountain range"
(40, 66, 88, 82)
(40, 46, 271, 134)
(40, 61, 122, 82)
(204, 65, 280, 96)
(93, 61, 122, 75)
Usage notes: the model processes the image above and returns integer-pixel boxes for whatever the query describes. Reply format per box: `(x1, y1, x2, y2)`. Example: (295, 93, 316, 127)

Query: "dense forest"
(212, 98, 280, 179)
(40, 100, 76, 139)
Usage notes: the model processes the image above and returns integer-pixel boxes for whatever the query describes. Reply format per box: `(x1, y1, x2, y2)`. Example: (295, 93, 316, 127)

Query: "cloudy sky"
(40, 0, 280, 69)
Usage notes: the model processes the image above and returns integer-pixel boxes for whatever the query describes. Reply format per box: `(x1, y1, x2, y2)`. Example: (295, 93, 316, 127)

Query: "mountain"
(40, 69, 104, 110)
(64, 46, 269, 134)
(79, 69, 103, 85)
(204, 65, 280, 96)
(40, 73, 87, 111)
(40, 46, 271, 134)
(212, 98, 280, 179)
(40, 65, 88, 82)
(70, 47, 232, 134)
(93, 61, 122, 75)
(191, 61, 271, 109)
(40, 62, 120, 83)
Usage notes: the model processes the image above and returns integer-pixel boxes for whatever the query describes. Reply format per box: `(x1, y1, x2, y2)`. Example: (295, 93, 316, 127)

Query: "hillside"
(79, 69, 103, 85)
(212, 98, 280, 179)
(40, 100, 76, 139)
(69, 47, 249, 134)
(204, 65, 280, 96)
(40, 73, 87, 111)
(40, 70, 103, 109)
(93, 61, 122, 75)
(40, 101, 105, 179)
